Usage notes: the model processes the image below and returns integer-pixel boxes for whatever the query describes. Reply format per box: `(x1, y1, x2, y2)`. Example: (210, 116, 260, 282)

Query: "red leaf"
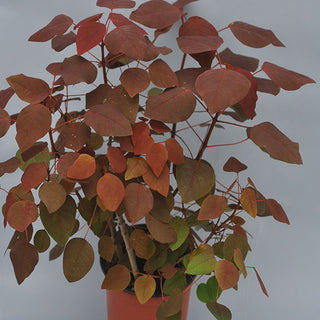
(219, 48, 259, 72)
(67, 154, 96, 180)
(16, 104, 52, 152)
(173, 0, 198, 8)
(146, 143, 168, 177)
(6, 74, 51, 104)
(131, 122, 154, 155)
(10, 242, 39, 284)
(0, 109, 11, 138)
(247, 122, 303, 164)
(7, 200, 38, 232)
(20, 142, 48, 162)
(179, 16, 218, 37)
(223, 156, 247, 173)
(229, 21, 285, 48)
(109, 13, 147, 35)
(29, 14, 73, 42)
(215, 260, 240, 291)
(51, 31, 77, 52)
(266, 199, 290, 224)
(198, 195, 227, 220)
(149, 59, 179, 88)
(104, 25, 148, 61)
(145, 87, 196, 123)
(61, 55, 97, 85)
(46, 62, 63, 76)
(255, 77, 280, 96)
(0, 157, 20, 177)
(143, 164, 170, 197)
(195, 68, 251, 114)
(165, 138, 184, 165)
(21, 163, 47, 192)
(262, 62, 315, 91)
(130, 0, 181, 29)
(107, 147, 127, 173)
(124, 183, 154, 224)
(177, 36, 223, 54)
(120, 68, 150, 98)
(57, 152, 80, 181)
(143, 38, 172, 62)
(85, 104, 132, 137)
(75, 13, 104, 28)
(76, 22, 106, 55)
(253, 267, 269, 297)
(0, 87, 15, 109)
(176, 67, 205, 93)
(97, 173, 125, 211)
(97, 0, 136, 9)
(149, 120, 171, 133)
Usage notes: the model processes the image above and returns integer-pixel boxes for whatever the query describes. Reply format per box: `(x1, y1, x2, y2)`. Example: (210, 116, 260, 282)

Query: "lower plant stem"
(117, 214, 138, 279)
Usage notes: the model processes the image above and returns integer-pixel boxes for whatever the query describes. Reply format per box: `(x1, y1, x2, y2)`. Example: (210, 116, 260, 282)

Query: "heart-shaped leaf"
(229, 21, 285, 48)
(146, 143, 168, 177)
(15, 104, 52, 152)
(215, 260, 240, 290)
(134, 275, 156, 304)
(39, 196, 76, 246)
(240, 187, 257, 218)
(67, 154, 96, 180)
(120, 68, 150, 98)
(21, 162, 47, 191)
(146, 214, 177, 244)
(125, 157, 149, 180)
(10, 242, 39, 284)
(186, 244, 216, 275)
(7, 74, 51, 104)
(165, 138, 184, 165)
(97, 173, 125, 211)
(143, 164, 170, 197)
(145, 87, 196, 123)
(206, 301, 232, 320)
(85, 104, 132, 137)
(29, 14, 73, 42)
(198, 195, 227, 220)
(247, 122, 303, 164)
(63, 238, 94, 282)
(262, 62, 315, 91)
(148, 59, 179, 88)
(195, 68, 251, 114)
(130, 0, 181, 29)
(101, 264, 131, 290)
(7, 200, 38, 232)
(176, 157, 215, 203)
(124, 183, 154, 224)
(76, 22, 106, 55)
(107, 147, 127, 173)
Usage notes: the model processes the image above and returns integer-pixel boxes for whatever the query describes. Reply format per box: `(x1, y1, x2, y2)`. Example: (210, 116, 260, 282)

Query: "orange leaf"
(198, 195, 227, 220)
(134, 275, 156, 304)
(143, 164, 170, 197)
(146, 143, 168, 177)
(165, 138, 184, 165)
(21, 162, 47, 192)
(120, 68, 150, 98)
(253, 267, 269, 297)
(215, 260, 240, 291)
(107, 147, 127, 173)
(0, 87, 15, 109)
(0, 109, 11, 138)
(266, 199, 290, 224)
(101, 264, 131, 290)
(7, 200, 38, 232)
(149, 120, 171, 133)
(124, 183, 154, 224)
(131, 122, 154, 155)
(148, 59, 179, 88)
(57, 152, 80, 181)
(67, 154, 96, 180)
(240, 188, 257, 218)
(125, 157, 149, 180)
(97, 173, 125, 211)
(76, 22, 106, 55)
(233, 248, 247, 278)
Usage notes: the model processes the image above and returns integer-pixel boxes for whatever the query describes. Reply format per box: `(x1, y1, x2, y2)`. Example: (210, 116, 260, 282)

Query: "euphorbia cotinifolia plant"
(0, 0, 315, 318)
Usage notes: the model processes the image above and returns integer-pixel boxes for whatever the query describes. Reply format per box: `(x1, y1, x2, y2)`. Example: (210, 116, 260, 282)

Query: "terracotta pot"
(106, 284, 193, 320)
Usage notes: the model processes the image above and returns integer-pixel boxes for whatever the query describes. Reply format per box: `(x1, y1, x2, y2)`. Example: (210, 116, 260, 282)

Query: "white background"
(0, 0, 319, 319)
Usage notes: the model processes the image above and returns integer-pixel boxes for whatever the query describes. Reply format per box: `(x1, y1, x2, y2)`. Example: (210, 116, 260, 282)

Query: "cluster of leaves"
(0, 0, 315, 319)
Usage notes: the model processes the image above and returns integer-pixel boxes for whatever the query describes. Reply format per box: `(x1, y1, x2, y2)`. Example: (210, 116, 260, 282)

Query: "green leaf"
(63, 238, 94, 282)
(39, 195, 76, 246)
(186, 244, 216, 275)
(206, 301, 232, 320)
(196, 276, 222, 303)
(176, 157, 215, 203)
(101, 264, 131, 291)
(34, 229, 51, 253)
(163, 288, 183, 317)
(169, 217, 189, 251)
(223, 234, 250, 260)
(163, 270, 186, 295)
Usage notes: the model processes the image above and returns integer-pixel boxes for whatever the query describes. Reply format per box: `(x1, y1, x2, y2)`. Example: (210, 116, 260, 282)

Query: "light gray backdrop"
(0, 0, 318, 319)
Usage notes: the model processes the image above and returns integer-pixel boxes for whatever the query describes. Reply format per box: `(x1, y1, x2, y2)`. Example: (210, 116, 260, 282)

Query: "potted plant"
(0, 0, 315, 319)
